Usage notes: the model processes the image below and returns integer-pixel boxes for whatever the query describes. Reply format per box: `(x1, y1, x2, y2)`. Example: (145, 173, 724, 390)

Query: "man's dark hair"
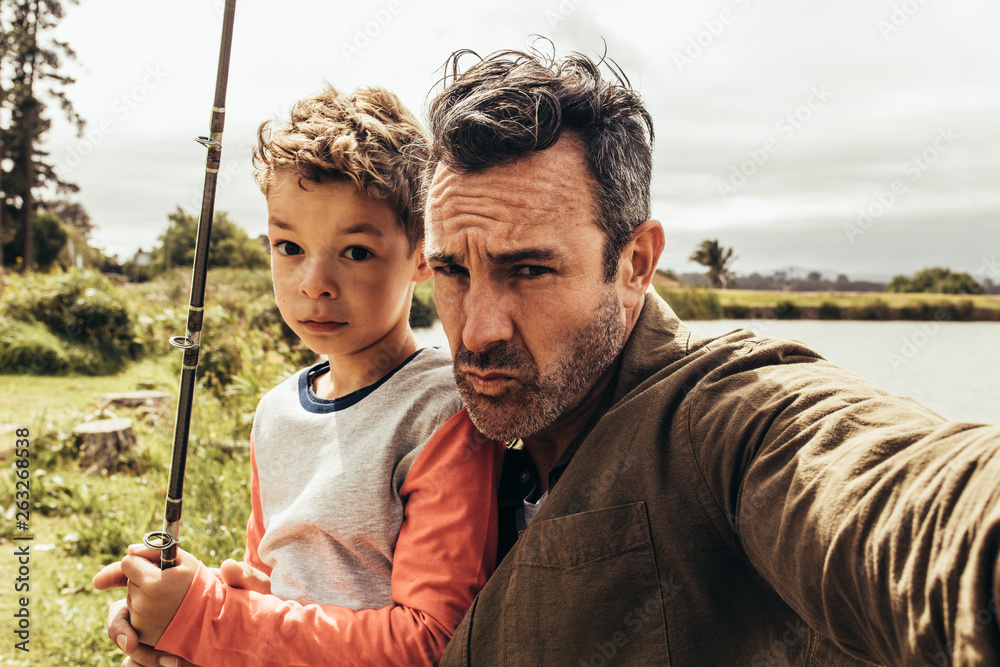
(424, 44, 655, 281)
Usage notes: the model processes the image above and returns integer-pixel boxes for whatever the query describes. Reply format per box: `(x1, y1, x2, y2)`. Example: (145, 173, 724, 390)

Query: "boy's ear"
(412, 240, 433, 283)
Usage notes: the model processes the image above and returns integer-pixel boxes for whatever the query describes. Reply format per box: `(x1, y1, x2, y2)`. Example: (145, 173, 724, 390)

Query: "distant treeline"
(674, 270, 1000, 295)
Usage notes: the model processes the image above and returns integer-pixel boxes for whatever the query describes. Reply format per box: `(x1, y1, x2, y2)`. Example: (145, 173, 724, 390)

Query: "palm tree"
(689, 239, 736, 289)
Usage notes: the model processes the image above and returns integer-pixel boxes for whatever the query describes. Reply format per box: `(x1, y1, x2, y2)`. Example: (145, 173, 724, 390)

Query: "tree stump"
(74, 418, 138, 474)
(101, 391, 172, 409)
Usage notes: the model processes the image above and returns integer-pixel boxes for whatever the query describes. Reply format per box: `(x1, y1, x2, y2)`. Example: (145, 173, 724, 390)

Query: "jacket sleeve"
(685, 337, 1000, 665)
(156, 409, 502, 667)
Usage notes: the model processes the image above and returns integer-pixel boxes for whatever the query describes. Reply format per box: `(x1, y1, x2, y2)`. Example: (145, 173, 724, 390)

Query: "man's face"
(425, 137, 628, 441)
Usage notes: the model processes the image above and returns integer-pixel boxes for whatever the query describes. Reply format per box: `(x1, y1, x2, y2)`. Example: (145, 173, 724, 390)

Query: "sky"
(38, 0, 1000, 281)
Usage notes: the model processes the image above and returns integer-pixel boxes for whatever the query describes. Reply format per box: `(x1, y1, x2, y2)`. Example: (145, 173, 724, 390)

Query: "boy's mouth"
(300, 320, 346, 332)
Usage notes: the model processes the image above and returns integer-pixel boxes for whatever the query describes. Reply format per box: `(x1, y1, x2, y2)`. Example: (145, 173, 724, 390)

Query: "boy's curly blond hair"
(253, 85, 429, 253)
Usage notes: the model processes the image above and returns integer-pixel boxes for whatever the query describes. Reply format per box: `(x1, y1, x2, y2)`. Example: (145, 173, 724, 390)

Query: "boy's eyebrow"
(426, 248, 562, 266)
(267, 220, 385, 237)
(341, 222, 384, 238)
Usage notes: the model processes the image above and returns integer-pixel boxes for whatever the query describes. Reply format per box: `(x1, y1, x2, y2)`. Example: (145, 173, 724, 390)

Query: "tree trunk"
(74, 417, 138, 473)
(20, 0, 40, 271)
(21, 96, 36, 270)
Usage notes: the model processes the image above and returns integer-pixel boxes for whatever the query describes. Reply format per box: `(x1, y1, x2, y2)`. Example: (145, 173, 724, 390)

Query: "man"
(422, 47, 1000, 665)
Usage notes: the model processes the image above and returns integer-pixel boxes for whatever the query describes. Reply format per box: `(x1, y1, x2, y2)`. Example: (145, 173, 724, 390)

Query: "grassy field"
(1, 354, 258, 665)
(711, 288, 1000, 311)
(0, 268, 300, 665)
(651, 274, 1000, 320)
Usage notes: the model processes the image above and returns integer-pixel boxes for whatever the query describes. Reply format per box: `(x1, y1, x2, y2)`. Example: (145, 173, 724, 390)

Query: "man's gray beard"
(453, 290, 627, 442)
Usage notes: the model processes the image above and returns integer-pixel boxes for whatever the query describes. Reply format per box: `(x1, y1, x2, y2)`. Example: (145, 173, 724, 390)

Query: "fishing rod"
(143, 0, 237, 570)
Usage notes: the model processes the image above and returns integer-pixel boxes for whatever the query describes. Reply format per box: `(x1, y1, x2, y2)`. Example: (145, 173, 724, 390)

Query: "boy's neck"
(312, 321, 421, 400)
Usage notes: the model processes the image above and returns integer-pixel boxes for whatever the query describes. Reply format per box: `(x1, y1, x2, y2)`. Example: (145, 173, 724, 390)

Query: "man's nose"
(299, 258, 338, 299)
(461, 281, 514, 352)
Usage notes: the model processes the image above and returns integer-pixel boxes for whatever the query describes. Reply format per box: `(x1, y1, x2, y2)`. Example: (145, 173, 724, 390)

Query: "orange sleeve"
(243, 434, 271, 576)
(157, 409, 502, 667)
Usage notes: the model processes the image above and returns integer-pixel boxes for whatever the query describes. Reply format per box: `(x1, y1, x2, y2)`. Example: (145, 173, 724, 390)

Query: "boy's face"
(266, 169, 429, 360)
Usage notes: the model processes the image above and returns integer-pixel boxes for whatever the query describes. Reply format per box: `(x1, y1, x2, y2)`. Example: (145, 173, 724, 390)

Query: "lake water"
(415, 319, 1000, 426)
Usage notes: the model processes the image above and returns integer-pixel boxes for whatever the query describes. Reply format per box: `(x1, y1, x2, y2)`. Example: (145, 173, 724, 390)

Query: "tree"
(0, 0, 83, 271)
(150, 207, 269, 276)
(2, 208, 65, 268)
(689, 239, 736, 289)
(886, 267, 984, 295)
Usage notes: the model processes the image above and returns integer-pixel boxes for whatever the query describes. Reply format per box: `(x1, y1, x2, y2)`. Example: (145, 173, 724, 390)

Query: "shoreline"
(656, 287, 1000, 322)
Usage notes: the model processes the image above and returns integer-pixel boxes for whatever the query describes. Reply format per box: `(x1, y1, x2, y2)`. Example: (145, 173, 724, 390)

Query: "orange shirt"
(157, 410, 502, 666)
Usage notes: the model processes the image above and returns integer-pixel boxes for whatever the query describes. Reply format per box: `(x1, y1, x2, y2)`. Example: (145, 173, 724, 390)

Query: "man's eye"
(344, 247, 372, 261)
(515, 265, 552, 277)
(274, 241, 302, 256)
(434, 264, 468, 277)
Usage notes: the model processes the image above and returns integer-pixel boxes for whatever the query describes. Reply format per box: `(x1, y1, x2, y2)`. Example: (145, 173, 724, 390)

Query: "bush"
(817, 302, 842, 320)
(0, 318, 72, 374)
(852, 299, 891, 320)
(935, 299, 975, 322)
(773, 300, 801, 319)
(0, 270, 144, 374)
(722, 304, 752, 319)
(658, 287, 722, 320)
(899, 302, 935, 320)
(409, 293, 437, 328)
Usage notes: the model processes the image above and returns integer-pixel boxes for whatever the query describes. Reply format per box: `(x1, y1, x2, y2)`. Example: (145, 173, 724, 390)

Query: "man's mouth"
(459, 368, 520, 396)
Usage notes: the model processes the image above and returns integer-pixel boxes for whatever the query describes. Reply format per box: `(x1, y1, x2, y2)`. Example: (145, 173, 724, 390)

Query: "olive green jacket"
(441, 292, 1000, 666)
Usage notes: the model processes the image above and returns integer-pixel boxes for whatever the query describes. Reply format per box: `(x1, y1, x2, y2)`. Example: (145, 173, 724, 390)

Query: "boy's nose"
(299, 259, 338, 299)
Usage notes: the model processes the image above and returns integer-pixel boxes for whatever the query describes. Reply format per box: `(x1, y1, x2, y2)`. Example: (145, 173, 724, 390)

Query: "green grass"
(0, 354, 253, 666)
(712, 288, 1000, 311)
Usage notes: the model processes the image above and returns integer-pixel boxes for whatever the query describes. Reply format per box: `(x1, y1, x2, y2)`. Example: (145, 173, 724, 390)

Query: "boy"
(93, 86, 502, 666)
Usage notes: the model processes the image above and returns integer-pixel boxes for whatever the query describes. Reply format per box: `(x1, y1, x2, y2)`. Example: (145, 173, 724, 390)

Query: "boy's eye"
(274, 241, 302, 256)
(344, 247, 372, 261)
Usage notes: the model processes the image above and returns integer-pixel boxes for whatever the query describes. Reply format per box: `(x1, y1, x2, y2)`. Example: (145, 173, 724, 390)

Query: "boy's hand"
(120, 544, 200, 647)
(219, 558, 272, 594)
(99, 559, 269, 667)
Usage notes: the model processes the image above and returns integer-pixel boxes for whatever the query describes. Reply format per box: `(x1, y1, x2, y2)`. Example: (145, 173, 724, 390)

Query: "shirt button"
(519, 470, 531, 484)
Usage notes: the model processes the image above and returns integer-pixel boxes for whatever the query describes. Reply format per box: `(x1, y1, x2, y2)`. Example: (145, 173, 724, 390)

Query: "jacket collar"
(609, 289, 694, 407)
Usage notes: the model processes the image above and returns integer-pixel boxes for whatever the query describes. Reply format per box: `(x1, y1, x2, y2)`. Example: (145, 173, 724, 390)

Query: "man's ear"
(412, 240, 433, 283)
(617, 220, 665, 309)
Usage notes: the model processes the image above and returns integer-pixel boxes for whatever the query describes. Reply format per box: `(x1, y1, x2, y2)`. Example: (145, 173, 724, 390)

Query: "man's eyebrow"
(426, 248, 563, 266)
(269, 218, 292, 230)
(426, 250, 457, 265)
(487, 248, 562, 265)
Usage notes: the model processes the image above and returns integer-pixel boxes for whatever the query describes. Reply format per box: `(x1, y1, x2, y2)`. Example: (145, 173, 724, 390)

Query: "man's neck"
(521, 353, 623, 493)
